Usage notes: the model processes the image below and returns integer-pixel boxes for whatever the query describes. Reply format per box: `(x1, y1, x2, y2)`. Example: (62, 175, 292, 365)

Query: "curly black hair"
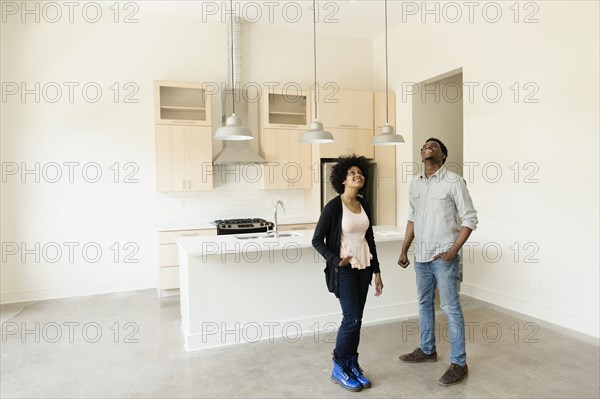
(329, 155, 370, 195)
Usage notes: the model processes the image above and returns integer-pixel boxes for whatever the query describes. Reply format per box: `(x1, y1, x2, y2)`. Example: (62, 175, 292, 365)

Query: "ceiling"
(142, 0, 403, 39)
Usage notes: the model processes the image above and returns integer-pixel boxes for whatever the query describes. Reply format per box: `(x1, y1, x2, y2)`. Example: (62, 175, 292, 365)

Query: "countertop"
(174, 225, 404, 256)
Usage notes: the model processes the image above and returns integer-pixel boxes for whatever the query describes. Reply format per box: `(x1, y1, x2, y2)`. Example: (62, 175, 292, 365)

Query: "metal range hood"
(213, 16, 265, 165)
(213, 89, 265, 164)
(212, 142, 265, 163)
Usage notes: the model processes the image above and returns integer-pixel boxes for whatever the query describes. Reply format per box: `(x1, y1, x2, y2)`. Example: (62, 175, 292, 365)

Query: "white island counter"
(175, 226, 418, 351)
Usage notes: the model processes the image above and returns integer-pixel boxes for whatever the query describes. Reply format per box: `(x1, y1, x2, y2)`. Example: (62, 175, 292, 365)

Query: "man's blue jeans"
(414, 255, 466, 366)
(334, 267, 373, 362)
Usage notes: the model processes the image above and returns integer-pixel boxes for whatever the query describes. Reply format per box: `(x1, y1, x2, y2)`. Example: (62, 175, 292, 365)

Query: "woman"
(312, 155, 384, 392)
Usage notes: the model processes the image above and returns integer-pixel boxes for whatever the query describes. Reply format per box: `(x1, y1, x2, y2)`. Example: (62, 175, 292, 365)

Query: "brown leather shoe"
(399, 348, 438, 363)
(438, 363, 468, 386)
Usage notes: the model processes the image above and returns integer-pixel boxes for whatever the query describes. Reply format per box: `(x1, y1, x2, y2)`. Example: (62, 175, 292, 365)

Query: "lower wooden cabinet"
(157, 228, 216, 296)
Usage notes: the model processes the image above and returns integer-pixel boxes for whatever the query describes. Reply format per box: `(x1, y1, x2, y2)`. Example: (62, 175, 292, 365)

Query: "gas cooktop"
(212, 218, 273, 235)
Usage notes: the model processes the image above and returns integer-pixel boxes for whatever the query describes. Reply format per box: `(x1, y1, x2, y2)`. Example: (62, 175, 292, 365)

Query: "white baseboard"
(0, 279, 157, 305)
(460, 283, 599, 339)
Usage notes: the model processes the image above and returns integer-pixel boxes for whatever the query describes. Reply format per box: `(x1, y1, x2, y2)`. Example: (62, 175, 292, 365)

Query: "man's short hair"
(426, 137, 448, 164)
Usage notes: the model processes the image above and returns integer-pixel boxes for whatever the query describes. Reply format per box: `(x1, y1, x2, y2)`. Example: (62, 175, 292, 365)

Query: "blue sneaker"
(348, 353, 371, 388)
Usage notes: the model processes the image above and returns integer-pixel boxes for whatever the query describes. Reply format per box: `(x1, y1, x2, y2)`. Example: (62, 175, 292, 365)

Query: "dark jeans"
(334, 266, 373, 363)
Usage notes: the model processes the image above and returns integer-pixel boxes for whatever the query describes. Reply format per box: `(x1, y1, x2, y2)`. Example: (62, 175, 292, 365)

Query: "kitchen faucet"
(273, 200, 286, 238)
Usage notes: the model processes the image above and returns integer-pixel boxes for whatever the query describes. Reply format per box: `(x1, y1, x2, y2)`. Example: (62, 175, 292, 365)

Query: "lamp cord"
(385, 0, 389, 125)
(230, 0, 236, 115)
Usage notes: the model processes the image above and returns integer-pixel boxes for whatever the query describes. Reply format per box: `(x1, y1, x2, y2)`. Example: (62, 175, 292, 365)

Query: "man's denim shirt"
(408, 166, 478, 262)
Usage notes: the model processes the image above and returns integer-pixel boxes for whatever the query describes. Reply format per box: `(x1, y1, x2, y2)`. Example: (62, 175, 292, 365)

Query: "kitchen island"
(175, 226, 417, 351)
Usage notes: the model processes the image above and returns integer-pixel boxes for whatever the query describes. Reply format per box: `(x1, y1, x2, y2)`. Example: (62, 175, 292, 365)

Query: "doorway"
(412, 68, 464, 282)
(412, 69, 464, 174)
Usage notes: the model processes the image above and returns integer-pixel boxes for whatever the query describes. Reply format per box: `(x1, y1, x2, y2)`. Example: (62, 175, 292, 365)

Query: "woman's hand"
(374, 273, 383, 297)
(338, 255, 353, 267)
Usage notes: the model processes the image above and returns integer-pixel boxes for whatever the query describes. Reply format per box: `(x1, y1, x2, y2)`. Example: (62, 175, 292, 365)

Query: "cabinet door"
(185, 126, 213, 191)
(262, 129, 290, 189)
(261, 90, 310, 130)
(320, 128, 373, 159)
(374, 91, 396, 130)
(348, 129, 374, 158)
(319, 89, 374, 129)
(156, 125, 212, 192)
(287, 130, 313, 189)
(319, 128, 348, 159)
(156, 125, 186, 191)
(160, 267, 180, 290)
(262, 129, 313, 189)
(154, 81, 212, 126)
(157, 228, 217, 294)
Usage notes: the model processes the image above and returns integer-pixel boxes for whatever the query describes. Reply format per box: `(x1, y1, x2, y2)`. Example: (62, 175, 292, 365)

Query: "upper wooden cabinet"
(260, 89, 310, 130)
(374, 91, 396, 130)
(318, 89, 373, 129)
(154, 81, 212, 126)
(260, 129, 313, 189)
(155, 125, 213, 192)
(320, 128, 374, 159)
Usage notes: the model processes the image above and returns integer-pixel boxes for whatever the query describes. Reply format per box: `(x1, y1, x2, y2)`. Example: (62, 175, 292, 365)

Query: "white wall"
(0, 3, 373, 303)
(373, 1, 599, 337)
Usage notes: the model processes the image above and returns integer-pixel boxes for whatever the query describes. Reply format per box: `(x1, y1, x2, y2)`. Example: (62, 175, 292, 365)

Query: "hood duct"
(213, 16, 265, 164)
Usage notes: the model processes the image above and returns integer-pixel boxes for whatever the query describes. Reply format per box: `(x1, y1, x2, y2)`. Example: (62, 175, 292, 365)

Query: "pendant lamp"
(372, 0, 405, 146)
(300, 0, 333, 144)
(215, 0, 253, 141)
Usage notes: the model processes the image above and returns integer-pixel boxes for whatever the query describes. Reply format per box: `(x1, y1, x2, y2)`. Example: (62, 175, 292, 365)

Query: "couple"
(312, 138, 478, 391)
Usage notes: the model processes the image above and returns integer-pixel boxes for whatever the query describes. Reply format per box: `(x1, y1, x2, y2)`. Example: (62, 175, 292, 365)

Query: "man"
(397, 138, 478, 386)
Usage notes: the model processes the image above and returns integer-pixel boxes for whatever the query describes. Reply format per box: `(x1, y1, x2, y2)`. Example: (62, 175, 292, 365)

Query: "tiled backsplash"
(157, 165, 306, 224)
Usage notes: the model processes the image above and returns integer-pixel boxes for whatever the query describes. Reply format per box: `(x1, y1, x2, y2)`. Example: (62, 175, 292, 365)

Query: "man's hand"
(398, 253, 410, 268)
(433, 248, 458, 262)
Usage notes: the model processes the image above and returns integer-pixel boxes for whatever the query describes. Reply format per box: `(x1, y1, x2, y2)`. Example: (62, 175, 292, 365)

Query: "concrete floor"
(1, 290, 598, 398)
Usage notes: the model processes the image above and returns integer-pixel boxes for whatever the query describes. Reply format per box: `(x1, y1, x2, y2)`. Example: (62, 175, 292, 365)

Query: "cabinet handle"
(290, 227, 307, 230)
(340, 124, 359, 128)
(187, 180, 191, 189)
(278, 125, 297, 128)
(182, 180, 186, 190)
(181, 233, 200, 237)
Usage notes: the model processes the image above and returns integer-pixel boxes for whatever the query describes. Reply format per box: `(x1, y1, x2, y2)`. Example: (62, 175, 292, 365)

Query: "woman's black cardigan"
(311, 195, 380, 297)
